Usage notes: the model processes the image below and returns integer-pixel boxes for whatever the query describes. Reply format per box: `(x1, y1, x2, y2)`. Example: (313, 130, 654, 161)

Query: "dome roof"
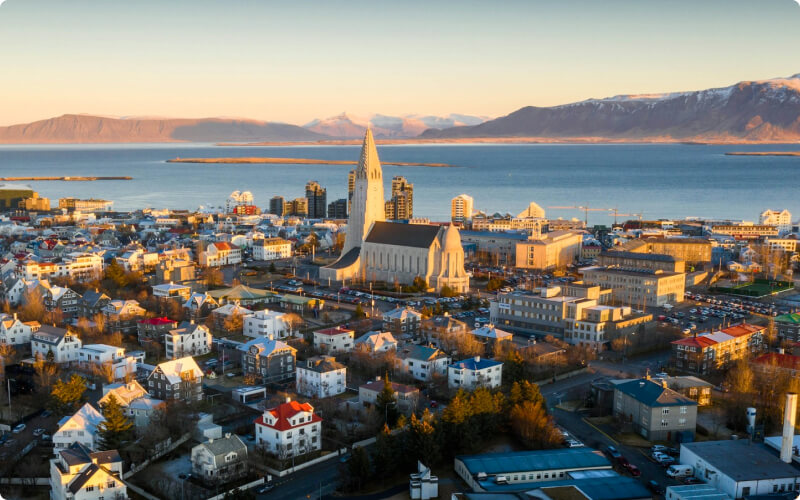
(442, 223, 462, 251)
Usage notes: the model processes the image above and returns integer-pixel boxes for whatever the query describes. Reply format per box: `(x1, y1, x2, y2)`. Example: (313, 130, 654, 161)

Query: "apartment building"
(711, 224, 779, 240)
(775, 313, 800, 342)
(515, 230, 583, 270)
(255, 398, 322, 458)
(451, 194, 474, 223)
(448, 356, 503, 390)
(77, 344, 137, 381)
(165, 322, 212, 360)
(581, 266, 685, 307)
(619, 237, 712, 266)
(200, 241, 242, 267)
(759, 209, 793, 234)
(671, 323, 766, 374)
(252, 238, 292, 261)
(21, 253, 103, 282)
(243, 309, 290, 339)
(382, 307, 422, 337)
(296, 355, 346, 398)
(313, 326, 355, 353)
(238, 335, 297, 384)
(613, 378, 697, 442)
(146, 356, 204, 402)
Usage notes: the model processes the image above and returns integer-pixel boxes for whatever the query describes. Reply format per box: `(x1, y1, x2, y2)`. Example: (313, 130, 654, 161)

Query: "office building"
(269, 196, 285, 216)
(327, 198, 348, 219)
(283, 197, 309, 217)
(581, 266, 685, 307)
(385, 176, 413, 220)
(305, 180, 327, 218)
(515, 230, 582, 270)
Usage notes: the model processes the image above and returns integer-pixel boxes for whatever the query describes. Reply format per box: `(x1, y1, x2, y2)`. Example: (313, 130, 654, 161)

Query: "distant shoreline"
(725, 151, 800, 157)
(0, 176, 132, 181)
(166, 157, 457, 167)
(216, 137, 800, 147)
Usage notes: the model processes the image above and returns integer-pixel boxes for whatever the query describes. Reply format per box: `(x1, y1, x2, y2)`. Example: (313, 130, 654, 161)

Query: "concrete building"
(651, 375, 714, 406)
(243, 309, 290, 339)
(305, 180, 327, 219)
(671, 323, 765, 375)
(269, 196, 285, 216)
(327, 198, 348, 219)
(459, 230, 528, 265)
(200, 241, 242, 267)
(313, 326, 355, 353)
(255, 398, 322, 459)
(296, 355, 346, 398)
(0, 183, 35, 209)
(49, 443, 126, 500)
(618, 237, 712, 266)
(581, 266, 685, 307)
(397, 344, 450, 381)
(77, 344, 137, 381)
(164, 322, 212, 360)
(598, 250, 686, 273)
(775, 313, 800, 343)
(238, 335, 297, 383)
(284, 197, 309, 217)
(665, 485, 731, 500)
(760, 209, 793, 234)
(613, 378, 698, 442)
(383, 307, 423, 337)
(410, 461, 438, 500)
(57, 198, 113, 212)
(515, 231, 583, 270)
(448, 356, 503, 390)
(359, 378, 420, 414)
(451, 194, 474, 223)
(252, 237, 292, 261)
(386, 176, 414, 220)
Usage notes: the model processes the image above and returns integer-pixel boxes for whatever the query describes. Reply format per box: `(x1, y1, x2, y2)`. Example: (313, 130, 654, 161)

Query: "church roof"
(326, 247, 361, 269)
(357, 128, 382, 179)
(365, 221, 440, 249)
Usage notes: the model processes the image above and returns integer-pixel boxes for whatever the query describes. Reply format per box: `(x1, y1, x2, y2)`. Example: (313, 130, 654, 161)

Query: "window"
(662, 408, 670, 415)
(661, 419, 669, 427)
(680, 406, 687, 414)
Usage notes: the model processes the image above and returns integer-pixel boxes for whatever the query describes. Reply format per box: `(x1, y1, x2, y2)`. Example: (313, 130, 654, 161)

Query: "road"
(255, 456, 341, 500)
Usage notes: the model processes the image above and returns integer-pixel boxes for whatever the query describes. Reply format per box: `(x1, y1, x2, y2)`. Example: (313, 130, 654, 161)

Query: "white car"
(12, 424, 25, 434)
(566, 439, 584, 448)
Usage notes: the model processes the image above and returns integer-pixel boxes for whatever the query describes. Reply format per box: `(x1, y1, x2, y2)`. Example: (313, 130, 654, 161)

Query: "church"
(320, 129, 469, 293)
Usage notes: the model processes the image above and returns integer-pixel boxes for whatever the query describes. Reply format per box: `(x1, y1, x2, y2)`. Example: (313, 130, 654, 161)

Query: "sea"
(1, 142, 799, 225)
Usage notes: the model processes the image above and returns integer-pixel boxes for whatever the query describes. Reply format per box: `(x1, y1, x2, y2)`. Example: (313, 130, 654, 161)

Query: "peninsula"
(166, 157, 457, 167)
(725, 152, 800, 157)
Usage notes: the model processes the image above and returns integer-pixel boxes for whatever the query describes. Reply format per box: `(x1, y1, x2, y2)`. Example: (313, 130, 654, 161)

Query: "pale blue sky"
(1, 0, 799, 125)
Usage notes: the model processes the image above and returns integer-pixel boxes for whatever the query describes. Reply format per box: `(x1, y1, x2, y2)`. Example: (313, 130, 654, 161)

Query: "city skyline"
(1, 0, 799, 126)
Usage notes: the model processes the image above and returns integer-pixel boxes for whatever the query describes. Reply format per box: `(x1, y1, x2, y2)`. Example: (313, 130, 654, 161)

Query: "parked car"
(604, 445, 622, 460)
(622, 463, 641, 477)
(12, 424, 25, 434)
(683, 477, 704, 485)
(666, 464, 694, 478)
(33, 428, 45, 437)
(651, 445, 668, 453)
(566, 439, 584, 448)
(648, 480, 665, 494)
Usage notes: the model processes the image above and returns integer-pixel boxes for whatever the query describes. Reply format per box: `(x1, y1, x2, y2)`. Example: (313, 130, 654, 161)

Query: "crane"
(547, 205, 611, 226)
(608, 208, 643, 225)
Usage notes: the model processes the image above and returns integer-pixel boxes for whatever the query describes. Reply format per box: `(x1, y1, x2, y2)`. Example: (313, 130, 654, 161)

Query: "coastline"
(166, 157, 457, 167)
(725, 152, 800, 157)
(0, 176, 132, 181)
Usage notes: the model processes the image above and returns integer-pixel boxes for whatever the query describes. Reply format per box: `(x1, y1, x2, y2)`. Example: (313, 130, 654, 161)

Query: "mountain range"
(303, 113, 487, 138)
(419, 74, 800, 142)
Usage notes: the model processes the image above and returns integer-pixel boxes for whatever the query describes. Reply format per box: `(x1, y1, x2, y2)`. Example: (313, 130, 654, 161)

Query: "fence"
(0, 478, 48, 486)
(123, 432, 191, 479)
(206, 478, 266, 500)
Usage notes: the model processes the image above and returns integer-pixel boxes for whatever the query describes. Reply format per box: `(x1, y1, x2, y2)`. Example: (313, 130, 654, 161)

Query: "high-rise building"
(284, 198, 309, 217)
(451, 194, 474, 223)
(385, 176, 413, 220)
(328, 198, 348, 219)
(305, 181, 327, 218)
(269, 196, 285, 216)
(759, 209, 793, 234)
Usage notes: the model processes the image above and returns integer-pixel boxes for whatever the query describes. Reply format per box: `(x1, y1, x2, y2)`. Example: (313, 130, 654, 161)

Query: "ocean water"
(0, 142, 799, 225)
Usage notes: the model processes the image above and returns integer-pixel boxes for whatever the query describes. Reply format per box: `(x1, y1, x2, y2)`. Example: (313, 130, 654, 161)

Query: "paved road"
(254, 453, 342, 500)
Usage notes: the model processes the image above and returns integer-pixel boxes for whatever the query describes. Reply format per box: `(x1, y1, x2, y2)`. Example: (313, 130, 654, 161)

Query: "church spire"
(357, 127, 382, 180)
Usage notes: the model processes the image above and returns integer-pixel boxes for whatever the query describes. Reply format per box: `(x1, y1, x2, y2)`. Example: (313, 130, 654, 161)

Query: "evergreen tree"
(49, 374, 88, 415)
(354, 303, 366, 319)
(373, 424, 397, 478)
(269, 262, 277, 273)
(346, 446, 371, 491)
(375, 375, 398, 426)
(97, 394, 134, 451)
(409, 411, 440, 466)
(104, 258, 129, 288)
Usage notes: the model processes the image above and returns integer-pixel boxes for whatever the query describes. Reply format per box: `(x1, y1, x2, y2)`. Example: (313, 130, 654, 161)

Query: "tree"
(98, 394, 134, 450)
(346, 446, 371, 491)
(439, 285, 456, 298)
(412, 276, 428, 292)
(34, 356, 59, 392)
(269, 262, 277, 273)
(49, 374, 88, 415)
(510, 400, 562, 449)
(486, 277, 504, 292)
(104, 258, 129, 288)
(408, 411, 440, 466)
(354, 304, 366, 319)
(375, 375, 398, 426)
(223, 312, 243, 333)
(205, 267, 224, 288)
(373, 424, 397, 479)
(20, 288, 46, 322)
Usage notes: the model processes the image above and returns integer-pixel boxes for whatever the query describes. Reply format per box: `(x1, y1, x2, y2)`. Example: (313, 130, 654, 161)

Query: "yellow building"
(515, 230, 582, 270)
(20, 193, 51, 211)
(581, 266, 685, 307)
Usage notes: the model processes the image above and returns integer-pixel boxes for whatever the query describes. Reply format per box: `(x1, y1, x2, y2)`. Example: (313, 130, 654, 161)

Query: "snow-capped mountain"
(304, 112, 488, 138)
(420, 74, 800, 142)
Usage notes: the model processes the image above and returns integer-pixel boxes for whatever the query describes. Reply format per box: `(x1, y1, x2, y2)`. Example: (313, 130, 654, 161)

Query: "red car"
(622, 463, 641, 477)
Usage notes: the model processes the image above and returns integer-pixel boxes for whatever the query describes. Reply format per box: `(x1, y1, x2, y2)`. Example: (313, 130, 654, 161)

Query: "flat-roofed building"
(581, 266, 685, 307)
(598, 250, 685, 273)
(515, 231, 583, 270)
(618, 237, 712, 266)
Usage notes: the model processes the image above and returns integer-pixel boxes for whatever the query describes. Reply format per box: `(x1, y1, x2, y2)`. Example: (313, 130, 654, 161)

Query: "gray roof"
(682, 440, 800, 481)
(601, 250, 677, 262)
(365, 221, 440, 248)
(33, 324, 69, 344)
(326, 247, 361, 270)
(615, 379, 696, 407)
(201, 434, 247, 461)
(666, 485, 731, 500)
(457, 448, 610, 475)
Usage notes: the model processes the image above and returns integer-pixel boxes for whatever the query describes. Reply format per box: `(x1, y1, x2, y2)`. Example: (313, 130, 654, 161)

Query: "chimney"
(474, 356, 481, 363)
(285, 396, 291, 404)
(268, 334, 274, 341)
(782, 393, 797, 463)
(13, 313, 17, 320)
(225, 432, 231, 439)
(779, 348, 785, 355)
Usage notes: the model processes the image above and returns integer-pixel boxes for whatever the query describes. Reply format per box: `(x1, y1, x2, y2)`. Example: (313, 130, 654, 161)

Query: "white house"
(165, 322, 212, 359)
(243, 309, 290, 339)
(255, 398, 322, 458)
(296, 356, 347, 398)
(397, 345, 450, 382)
(53, 403, 105, 453)
(252, 238, 292, 261)
(0, 313, 36, 346)
(312, 326, 354, 353)
(77, 344, 137, 381)
(31, 325, 82, 363)
(201, 241, 242, 267)
(354, 331, 398, 353)
(190, 433, 249, 486)
(447, 356, 503, 390)
(49, 443, 126, 500)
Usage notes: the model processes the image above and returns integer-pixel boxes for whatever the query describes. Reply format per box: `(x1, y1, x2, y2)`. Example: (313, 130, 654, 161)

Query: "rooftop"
(365, 221, 441, 249)
(615, 378, 696, 407)
(457, 448, 610, 476)
(681, 440, 800, 481)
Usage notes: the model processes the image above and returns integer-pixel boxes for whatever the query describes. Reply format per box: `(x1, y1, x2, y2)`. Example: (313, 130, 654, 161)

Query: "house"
(359, 378, 420, 414)
(49, 443, 126, 500)
(152, 282, 193, 302)
(165, 321, 212, 360)
(146, 356, 204, 403)
(398, 345, 450, 381)
(183, 292, 219, 320)
(53, 403, 105, 452)
(200, 241, 242, 267)
(210, 303, 253, 333)
(679, 440, 800, 498)
(280, 294, 324, 315)
(207, 285, 278, 306)
(103, 299, 146, 334)
(31, 325, 82, 363)
(156, 258, 196, 284)
(421, 314, 469, 345)
(354, 331, 398, 353)
(0, 312, 37, 346)
(77, 344, 137, 381)
(126, 396, 166, 429)
(313, 326, 354, 353)
(238, 335, 297, 383)
(454, 448, 612, 492)
(775, 313, 800, 343)
(296, 355, 346, 398)
(32, 282, 82, 318)
(191, 433, 248, 486)
(137, 317, 178, 343)
(252, 237, 292, 261)
(99, 380, 164, 428)
(752, 351, 800, 379)
(243, 309, 290, 339)
(78, 289, 111, 318)
(651, 374, 714, 406)
(448, 356, 503, 390)
(383, 307, 423, 337)
(470, 324, 514, 353)
(613, 378, 698, 442)
(255, 398, 322, 458)
(672, 323, 766, 374)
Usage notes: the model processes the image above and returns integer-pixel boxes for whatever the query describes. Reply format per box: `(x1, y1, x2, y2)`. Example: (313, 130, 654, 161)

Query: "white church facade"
(320, 129, 469, 294)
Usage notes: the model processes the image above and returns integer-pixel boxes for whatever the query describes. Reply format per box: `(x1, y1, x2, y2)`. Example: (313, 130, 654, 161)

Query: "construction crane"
(608, 208, 643, 225)
(547, 205, 611, 226)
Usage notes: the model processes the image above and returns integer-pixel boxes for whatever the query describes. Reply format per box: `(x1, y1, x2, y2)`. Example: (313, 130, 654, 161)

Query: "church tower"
(342, 128, 385, 255)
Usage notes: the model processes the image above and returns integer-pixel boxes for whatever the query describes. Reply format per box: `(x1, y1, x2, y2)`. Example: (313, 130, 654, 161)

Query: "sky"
(1, 0, 799, 126)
